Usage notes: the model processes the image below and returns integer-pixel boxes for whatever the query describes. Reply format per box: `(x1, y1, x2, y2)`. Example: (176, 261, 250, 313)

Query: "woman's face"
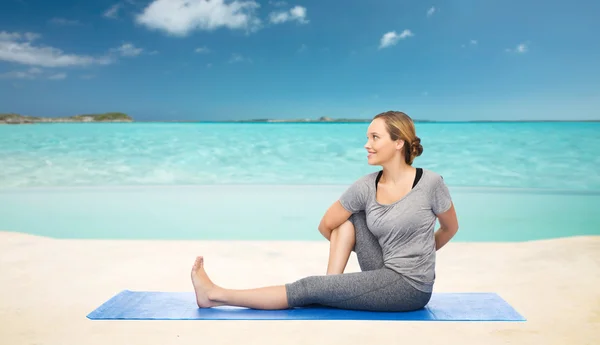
(364, 118, 403, 166)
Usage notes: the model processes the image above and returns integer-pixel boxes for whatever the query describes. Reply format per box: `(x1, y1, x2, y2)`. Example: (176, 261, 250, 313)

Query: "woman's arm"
(318, 201, 353, 241)
(320, 175, 369, 241)
(434, 202, 459, 250)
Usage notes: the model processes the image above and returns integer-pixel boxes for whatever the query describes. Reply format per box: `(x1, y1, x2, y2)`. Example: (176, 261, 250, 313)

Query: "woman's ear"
(396, 139, 405, 151)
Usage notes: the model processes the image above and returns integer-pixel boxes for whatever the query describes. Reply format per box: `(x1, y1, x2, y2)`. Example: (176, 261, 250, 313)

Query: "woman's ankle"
(206, 286, 227, 305)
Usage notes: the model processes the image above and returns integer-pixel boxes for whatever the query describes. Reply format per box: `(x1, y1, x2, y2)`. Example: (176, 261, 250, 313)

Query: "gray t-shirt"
(339, 168, 452, 293)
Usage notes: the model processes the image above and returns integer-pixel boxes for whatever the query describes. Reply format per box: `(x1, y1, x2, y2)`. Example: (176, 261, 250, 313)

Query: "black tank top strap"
(413, 167, 423, 188)
(375, 170, 383, 190)
(375, 168, 422, 191)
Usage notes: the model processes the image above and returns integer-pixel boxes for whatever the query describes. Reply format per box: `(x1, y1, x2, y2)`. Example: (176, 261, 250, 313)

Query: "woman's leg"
(286, 267, 431, 312)
(326, 211, 384, 275)
(326, 221, 355, 275)
(191, 256, 431, 312)
(349, 211, 385, 271)
(191, 256, 290, 310)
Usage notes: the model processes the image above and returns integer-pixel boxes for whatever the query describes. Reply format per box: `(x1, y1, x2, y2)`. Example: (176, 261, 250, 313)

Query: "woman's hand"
(318, 200, 353, 241)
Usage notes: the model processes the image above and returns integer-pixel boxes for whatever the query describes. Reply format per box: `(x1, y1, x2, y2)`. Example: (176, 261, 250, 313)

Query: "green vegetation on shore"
(0, 112, 133, 124)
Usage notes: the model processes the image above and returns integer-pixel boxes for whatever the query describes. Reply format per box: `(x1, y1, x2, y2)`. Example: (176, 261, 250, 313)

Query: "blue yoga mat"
(87, 290, 525, 321)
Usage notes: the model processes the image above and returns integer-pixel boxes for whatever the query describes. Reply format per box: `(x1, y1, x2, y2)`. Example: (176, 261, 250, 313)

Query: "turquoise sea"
(1, 122, 599, 241)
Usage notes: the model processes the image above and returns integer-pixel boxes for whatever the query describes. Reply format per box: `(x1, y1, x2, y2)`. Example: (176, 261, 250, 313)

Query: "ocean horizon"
(4, 119, 598, 123)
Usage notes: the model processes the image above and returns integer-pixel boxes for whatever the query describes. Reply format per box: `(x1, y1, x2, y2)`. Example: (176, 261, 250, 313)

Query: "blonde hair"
(373, 110, 423, 165)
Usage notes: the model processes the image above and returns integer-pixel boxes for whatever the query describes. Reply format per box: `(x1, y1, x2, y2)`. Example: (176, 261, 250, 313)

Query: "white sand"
(1, 231, 598, 345)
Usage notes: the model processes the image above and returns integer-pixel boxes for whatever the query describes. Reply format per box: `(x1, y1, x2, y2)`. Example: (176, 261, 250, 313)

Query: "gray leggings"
(285, 211, 432, 312)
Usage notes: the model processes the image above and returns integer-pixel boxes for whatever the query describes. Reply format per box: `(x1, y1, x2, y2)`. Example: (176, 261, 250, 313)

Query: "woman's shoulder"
(339, 171, 379, 212)
(420, 168, 446, 185)
(421, 168, 442, 178)
(357, 170, 381, 184)
(348, 170, 379, 182)
(346, 171, 379, 190)
(420, 168, 453, 212)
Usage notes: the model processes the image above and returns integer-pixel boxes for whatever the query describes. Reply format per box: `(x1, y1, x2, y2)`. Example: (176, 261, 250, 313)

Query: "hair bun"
(411, 137, 423, 158)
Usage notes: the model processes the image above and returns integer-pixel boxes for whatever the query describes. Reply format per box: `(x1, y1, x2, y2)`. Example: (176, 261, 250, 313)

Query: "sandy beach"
(1, 231, 598, 345)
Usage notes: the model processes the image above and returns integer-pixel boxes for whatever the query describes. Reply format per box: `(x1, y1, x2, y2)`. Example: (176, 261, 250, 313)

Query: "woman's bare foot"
(190, 256, 220, 308)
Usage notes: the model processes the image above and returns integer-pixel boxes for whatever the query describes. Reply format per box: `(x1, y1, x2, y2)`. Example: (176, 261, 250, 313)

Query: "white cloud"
(462, 39, 477, 48)
(0, 31, 114, 67)
(378, 29, 413, 49)
(111, 43, 144, 57)
(269, 12, 288, 24)
(135, 0, 262, 36)
(506, 42, 528, 53)
(195, 46, 211, 53)
(104, 4, 122, 19)
(0, 32, 40, 42)
(427, 6, 436, 17)
(0, 31, 21, 41)
(0, 71, 32, 79)
(29, 67, 43, 74)
(49, 17, 80, 25)
(228, 53, 251, 63)
(48, 73, 67, 80)
(24, 32, 41, 41)
(269, 5, 308, 24)
(0, 32, 22, 41)
(0, 67, 67, 81)
(269, 1, 287, 6)
(0, 67, 42, 80)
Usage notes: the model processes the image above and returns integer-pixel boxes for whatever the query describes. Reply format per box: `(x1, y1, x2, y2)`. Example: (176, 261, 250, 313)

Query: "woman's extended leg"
(326, 211, 384, 275)
(192, 256, 290, 310)
(191, 256, 431, 312)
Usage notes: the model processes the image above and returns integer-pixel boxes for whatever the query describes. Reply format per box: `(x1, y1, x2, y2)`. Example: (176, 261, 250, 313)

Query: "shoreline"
(1, 231, 598, 345)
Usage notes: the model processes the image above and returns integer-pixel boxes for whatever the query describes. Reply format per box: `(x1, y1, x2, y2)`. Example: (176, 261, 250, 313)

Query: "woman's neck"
(380, 159, 415, 185)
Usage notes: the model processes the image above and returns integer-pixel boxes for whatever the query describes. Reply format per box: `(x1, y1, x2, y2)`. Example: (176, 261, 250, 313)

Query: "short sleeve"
(431, 175, 452, 215)
(339, 175, 371, 213)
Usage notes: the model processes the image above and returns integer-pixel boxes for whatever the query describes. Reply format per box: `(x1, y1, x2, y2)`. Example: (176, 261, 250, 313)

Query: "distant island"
(0, 112, 133, 124)
(1, 113, 597, 124)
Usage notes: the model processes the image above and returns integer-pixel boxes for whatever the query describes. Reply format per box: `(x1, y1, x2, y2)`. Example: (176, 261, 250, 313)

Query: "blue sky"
(1, 0, 599, 121)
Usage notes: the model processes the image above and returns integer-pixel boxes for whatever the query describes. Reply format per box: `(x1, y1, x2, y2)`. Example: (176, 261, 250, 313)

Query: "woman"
(191, 110, 459, 312)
